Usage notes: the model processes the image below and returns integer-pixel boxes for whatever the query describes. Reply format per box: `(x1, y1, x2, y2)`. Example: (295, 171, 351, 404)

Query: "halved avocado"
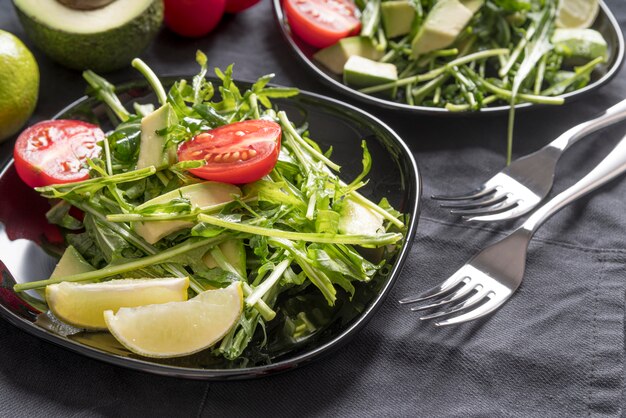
(13, 0, 163, 72)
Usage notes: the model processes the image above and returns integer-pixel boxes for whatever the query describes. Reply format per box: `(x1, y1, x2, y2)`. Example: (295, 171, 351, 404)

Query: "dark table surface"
(1, 0, 626, 416)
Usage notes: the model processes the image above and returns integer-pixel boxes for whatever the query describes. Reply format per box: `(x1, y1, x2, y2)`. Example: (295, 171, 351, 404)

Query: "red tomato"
(177, 120, 281, 184)
(164, 0, 226, 37)
(284, 0, 361, 48)
(225, 0, 260, 13)
(13, 120, 103, 188)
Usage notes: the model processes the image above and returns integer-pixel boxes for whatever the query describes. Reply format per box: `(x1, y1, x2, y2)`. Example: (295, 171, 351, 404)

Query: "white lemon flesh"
(46, 277, 189, 330)
(556, 0, 599, 29)
(104, 282, 243, 358)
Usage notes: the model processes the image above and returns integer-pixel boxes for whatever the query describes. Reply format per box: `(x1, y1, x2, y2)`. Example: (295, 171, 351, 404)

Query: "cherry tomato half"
(13, 120, 103, 188)
(225, 0, 260, 13)
(284, 0, 361, 48)
(164, 0, 226, 37)
(177, 120, 281, 184)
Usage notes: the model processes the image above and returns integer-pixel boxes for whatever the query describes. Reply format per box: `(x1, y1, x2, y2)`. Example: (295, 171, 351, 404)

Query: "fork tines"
(431, 173, 543, 222)
(399, 266, 510, 326)
(431, 186, 497, 202)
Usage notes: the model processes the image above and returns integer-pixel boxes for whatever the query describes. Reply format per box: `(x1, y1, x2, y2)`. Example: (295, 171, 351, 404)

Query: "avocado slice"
(552, 28, 608, 61)
(381, 1, 416, 39)
(338, 199, 384, 236)
(203, 240, 247, 278)
(50, 245, 95, 279)
(411, 0, 474, 57)
(13, 0, 163, 72)
(133, 182, 242, 244)
(136, 103, 178, 171)
(343, 56, 398, 88)
(460, 0, 484, 13)
(314, 36, 384, 75)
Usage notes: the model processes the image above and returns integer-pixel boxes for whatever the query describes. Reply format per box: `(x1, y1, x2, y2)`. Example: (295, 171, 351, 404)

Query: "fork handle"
(551, 98, 626, 151)
(523, 135, 626, 232)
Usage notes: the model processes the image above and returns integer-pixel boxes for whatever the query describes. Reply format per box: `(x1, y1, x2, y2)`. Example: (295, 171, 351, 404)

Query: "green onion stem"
(249, 93, 260, 119)
(36, 167, 156, 198)
(14, 237, 223, 292)
(541, 56, 605, 96)
(102, 136, 113, 176)
(278, 111, 341, 172)
(445, 95, 498, 111)
(82, 70, 130, 122)
(208, 247, 275, 321)
(197, 214, 402, 246)
(534, 54, 548, 95)
(360, 0, 381, 38)
(499, 26, 535, 78)
(359, 48, 509, 94)
(412, 75, 447, 104)
(132, 58, 167, 106)
(467, 69, 564, 105)
(76, 201, 204, 293)
(246, 258, 291, 307)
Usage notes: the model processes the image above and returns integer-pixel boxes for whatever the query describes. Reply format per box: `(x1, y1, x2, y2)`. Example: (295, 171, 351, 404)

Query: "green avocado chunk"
(411, 0, 474, 57)
(381, 1, 416, 39)
(14, 0, 163, 72)
(202, 239, 247, 278)
(50, 246, 95, 279)
(343, 55, 398, 88)
(338, 199, 384, 236)
(136, 103, 178, 171)
(460, 0, 484, 13)
(314, 36, 384, 74)
(133, 182, 241, 244)
(552, 28, 608, 61)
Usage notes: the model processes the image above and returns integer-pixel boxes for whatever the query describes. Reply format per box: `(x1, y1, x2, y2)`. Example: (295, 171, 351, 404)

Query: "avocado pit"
(56, 0, 116, 10)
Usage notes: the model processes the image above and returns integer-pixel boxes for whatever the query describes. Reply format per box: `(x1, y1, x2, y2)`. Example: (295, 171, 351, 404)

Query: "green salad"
(313, 0, 608, 162)
(13, 52, 406, 360)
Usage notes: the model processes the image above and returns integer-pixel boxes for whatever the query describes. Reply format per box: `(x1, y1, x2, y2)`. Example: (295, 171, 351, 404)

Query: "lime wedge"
(556, 0, 599, 29)
(104, 282, 243, 358)
(46, 277, 189, 330)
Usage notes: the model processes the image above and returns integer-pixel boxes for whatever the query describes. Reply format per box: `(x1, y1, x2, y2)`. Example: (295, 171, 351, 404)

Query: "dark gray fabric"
(1, 0, 625, 416)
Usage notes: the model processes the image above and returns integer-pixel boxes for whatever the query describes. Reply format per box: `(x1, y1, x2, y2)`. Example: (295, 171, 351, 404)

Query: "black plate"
(272, 0, 625, 115)
(0, 78, 420, 380)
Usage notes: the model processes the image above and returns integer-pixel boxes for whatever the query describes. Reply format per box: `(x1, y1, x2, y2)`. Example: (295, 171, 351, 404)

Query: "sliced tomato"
(284, 0, 361, 48)
(13, 120, 103, 188)
(225, 0, 260, 13)
(177, 120, 281, 184)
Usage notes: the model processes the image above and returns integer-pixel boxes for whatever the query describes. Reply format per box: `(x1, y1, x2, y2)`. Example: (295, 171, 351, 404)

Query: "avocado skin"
(14, 0, 163, 72)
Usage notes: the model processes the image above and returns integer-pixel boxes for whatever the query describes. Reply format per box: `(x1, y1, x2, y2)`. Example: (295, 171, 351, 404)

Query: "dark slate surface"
(0, 0, 625, 416)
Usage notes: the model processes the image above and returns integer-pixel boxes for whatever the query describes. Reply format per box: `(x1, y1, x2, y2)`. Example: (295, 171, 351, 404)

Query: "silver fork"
(434, 98, 626, 222)
(401, 134, 626, 326)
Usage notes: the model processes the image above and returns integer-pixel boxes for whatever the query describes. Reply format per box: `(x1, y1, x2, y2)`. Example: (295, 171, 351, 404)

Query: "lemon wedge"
(556, 0, 599, 29)
(103, 282, 243, 358)
(46, 277, 189, 330)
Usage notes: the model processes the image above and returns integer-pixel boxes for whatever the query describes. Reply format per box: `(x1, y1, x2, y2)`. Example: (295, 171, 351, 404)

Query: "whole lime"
(0, 30, 39, 142)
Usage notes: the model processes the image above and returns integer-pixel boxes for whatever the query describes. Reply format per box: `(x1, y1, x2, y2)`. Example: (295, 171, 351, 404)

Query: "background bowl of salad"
(273, 0, 625, 115)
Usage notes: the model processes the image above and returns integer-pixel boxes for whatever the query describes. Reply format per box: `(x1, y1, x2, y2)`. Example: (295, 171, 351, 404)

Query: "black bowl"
(0, 78, 421, 380)
(272, 0, 625, 115)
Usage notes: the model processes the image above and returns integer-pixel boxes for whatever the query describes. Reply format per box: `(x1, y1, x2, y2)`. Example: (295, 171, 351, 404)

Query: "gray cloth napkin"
(0, 0, 625, 416)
